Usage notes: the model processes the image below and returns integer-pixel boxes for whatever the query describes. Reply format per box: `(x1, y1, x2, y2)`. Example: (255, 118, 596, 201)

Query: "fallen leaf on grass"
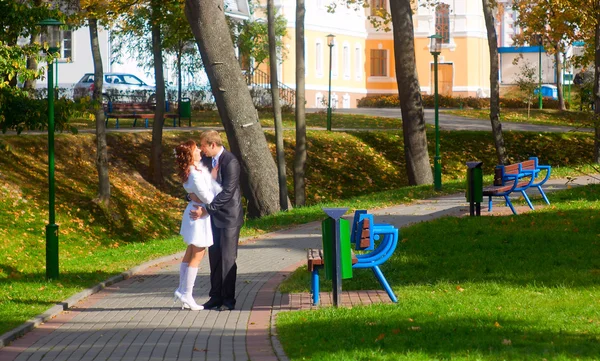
(502, 339, 512, 345)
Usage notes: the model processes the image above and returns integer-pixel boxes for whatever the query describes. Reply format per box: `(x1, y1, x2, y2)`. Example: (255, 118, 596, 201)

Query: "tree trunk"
(149, 0, 166, 187)
(294, 0, 307, 206)
(555, 45, 565, 110)
(89, 18, 110, 206)
(268, 0, 289, 211)
(389, 0, 433, 185)
(24, 33, 40, 91)
(594, 20, 600, 163)
(185, 0, 282, 217)
(482, 0, 508, 165)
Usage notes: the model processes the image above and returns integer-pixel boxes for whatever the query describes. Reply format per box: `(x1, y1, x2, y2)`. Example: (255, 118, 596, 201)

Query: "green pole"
(538, 44, 543, 110)
(46, 59, 59, 280)
(327, 43, 333, 132)
(433, 52, 442, 191)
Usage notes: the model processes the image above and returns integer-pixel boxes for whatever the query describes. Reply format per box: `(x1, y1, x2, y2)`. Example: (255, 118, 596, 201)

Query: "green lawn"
(444, 108, 595, 128)
(277, 185, 600, 360)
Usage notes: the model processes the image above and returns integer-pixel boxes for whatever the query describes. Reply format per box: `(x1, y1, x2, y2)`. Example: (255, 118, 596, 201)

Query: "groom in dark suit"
(190, 130, 244, 311)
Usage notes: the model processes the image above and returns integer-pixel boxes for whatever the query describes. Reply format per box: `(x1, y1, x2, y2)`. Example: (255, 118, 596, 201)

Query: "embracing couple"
(173, 130, 243, 311)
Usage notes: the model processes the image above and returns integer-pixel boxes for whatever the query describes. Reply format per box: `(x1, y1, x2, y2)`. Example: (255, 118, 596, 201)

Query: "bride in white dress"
(173, 140, 222, 310)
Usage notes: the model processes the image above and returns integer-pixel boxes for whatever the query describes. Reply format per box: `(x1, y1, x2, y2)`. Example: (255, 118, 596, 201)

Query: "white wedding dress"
(180, 164, 222, 247)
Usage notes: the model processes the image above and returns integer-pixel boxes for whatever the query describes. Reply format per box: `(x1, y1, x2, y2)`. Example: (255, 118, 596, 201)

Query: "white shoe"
(173, 288, 183, 302)
(180, 294, 204, 311)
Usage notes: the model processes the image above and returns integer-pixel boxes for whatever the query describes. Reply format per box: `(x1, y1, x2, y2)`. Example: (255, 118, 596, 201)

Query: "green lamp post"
(39, 18, 63, 280)
(429, 34, 442, 191)
(326, 34, 335, 131)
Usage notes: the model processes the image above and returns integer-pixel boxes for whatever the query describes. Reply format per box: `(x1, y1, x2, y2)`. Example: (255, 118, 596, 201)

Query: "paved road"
(310, 107, 591, 133)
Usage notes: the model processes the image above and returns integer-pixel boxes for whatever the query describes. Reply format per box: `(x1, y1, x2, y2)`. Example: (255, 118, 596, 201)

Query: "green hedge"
(0, 87, 79, 134)
(357, 94, 570, 110)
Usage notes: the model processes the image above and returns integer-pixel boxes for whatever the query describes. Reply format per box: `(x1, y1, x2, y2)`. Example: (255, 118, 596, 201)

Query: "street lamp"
(38, 18, 63, 280)
(429, 34, 442, 191)
(326, 34, 335, 131)
(536, 34, 543, 110)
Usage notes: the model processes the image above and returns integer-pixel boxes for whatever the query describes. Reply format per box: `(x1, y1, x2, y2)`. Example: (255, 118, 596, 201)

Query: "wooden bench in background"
(482, 157, 551, 215)
(103, 102, 180, 129)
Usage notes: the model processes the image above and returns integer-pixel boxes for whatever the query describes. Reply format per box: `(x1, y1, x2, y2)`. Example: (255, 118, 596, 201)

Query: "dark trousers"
(208, 225, 241, 306)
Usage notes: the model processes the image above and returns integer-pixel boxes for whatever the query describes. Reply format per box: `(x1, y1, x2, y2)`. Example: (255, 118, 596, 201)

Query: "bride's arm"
(190, 168, 216, 204)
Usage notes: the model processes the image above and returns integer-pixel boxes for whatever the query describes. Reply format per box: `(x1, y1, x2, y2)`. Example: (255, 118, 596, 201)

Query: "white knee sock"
(178, 262, 189, 294)
(185, 267, 198, 297)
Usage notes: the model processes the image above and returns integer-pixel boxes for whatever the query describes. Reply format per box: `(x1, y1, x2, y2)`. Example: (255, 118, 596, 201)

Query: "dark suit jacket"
(201, 149, 244, 228)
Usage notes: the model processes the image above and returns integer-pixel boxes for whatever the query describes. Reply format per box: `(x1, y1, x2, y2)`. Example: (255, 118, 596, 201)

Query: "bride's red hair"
(175, 140, 197, 183)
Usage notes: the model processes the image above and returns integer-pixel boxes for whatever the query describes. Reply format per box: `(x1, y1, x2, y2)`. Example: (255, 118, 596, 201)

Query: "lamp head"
(38, 18, 64, 54)
(428, 34, 442, 54)
(327, 34, 335, 47)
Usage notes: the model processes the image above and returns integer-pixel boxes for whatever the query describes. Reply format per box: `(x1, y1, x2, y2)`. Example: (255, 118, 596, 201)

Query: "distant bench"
(482, 157, 551, 214)
(103, 102, 181, 129)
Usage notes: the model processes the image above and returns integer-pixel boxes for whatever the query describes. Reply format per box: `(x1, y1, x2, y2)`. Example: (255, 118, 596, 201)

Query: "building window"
(343, 45, 350, 78)
(371, 0, 386, 16)
(370, 49, 387, 77)
(355, 46, 362, 79)
(435, 3, 450, 44)
(316, 41, 323, 76)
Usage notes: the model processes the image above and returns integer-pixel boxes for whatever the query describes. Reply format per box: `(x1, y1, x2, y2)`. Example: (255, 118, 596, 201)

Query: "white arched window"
(343, 44, 350, 79)
(316, 40, 323, 77)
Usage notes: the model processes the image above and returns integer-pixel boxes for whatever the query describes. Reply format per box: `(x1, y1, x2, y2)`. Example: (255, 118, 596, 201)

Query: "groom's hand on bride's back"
(190, 205, 207, 220)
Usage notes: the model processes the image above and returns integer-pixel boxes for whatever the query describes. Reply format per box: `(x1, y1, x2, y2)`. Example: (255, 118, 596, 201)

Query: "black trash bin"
(466, 161, 483, 216)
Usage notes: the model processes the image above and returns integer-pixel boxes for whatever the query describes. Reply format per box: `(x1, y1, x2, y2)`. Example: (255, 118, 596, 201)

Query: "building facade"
(270, 0, 493, 108)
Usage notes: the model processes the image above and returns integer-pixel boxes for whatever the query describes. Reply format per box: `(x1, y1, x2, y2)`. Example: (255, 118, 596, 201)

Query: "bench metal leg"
(520, 190, 534, 210)
(145, 119, 149, 128)
(488, 196, 493, 211)
(504, 195, 517, 215)
(537, 186, 550, 204)
(371, 266, 398, 303)
(311, 268, 320, 306)
(115, 118, 120, 129)
(132, 119, 137, 127)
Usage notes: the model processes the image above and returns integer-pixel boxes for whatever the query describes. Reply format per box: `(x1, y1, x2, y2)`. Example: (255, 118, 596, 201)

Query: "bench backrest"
(351, 210, 374, 251)
(499, 159, 535, 176)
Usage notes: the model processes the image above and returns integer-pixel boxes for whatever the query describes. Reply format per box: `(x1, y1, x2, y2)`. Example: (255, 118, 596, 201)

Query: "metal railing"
(244, 68, 296, 106)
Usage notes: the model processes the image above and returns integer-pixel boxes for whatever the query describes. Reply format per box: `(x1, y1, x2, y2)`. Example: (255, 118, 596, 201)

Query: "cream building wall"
(266, 0, 493, 108)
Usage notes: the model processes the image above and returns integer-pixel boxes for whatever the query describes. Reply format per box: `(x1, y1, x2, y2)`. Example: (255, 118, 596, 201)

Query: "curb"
(0, 251, 184, 349)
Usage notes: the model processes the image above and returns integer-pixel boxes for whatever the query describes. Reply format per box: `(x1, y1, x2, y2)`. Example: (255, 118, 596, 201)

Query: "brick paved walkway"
(0, 177, 596, 361)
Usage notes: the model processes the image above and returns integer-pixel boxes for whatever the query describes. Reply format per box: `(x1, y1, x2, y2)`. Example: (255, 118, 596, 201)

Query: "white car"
(73, 73, 156, 103)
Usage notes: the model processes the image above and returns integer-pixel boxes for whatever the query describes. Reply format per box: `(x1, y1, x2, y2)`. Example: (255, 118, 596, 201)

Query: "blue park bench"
(482, 157, 551, 214)
(307, 210, 399, 306)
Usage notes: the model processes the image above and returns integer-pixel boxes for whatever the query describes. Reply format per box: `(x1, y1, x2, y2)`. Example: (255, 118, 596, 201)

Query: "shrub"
(0, 87, 77, 134)
(357, 93, 569, 110)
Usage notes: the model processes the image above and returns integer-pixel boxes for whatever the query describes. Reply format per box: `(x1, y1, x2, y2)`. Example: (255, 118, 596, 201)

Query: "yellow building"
(264, 0, 492, 108)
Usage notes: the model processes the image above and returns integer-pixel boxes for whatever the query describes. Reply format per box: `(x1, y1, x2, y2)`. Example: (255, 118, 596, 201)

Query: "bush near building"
(357, 93, 569, 110)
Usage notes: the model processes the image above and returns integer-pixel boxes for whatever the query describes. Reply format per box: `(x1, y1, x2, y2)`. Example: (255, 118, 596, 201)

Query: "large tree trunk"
(149, 0, 166, 187)
(89, 18, 110, 206)
(185, 0, 282, 217)
(555, 45, 566, 110)
(268, 0, 289, 211)
(389, 0, 433, 185)
(482, 0, 508, 165)
(594, 20, 600, 163)
(294, 0, 307, 206)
